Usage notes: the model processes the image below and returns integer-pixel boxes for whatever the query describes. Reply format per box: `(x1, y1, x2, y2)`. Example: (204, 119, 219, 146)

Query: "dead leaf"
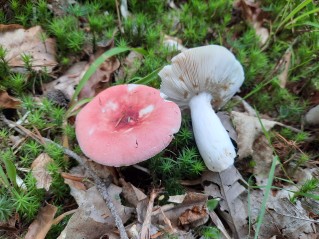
(116, 51, 143, 81)
(178, 205, 209, 229)
(0, 25, 57, 72)
(0, 24, 23, 32)
(79, 55, 120, 99)
(278, 48, 292, 88)
(59, 165, 134, 239)
(119, 178, 147, 207)
(202, 166, 249, 239)
(62, 172, 87, 191)
(250, 191, 317, 239)
(0, 90, 21, 109)
(168, 194, 187, 204)
(163, 35, 187, 52)
(25, 204, 58, 239)
(231, 111, 279, 159)
(234, 0, 269, 45)
(31, 153, 53, 191)
(208, 210, 232, 239)
(252, 135, 276, 186)
(149, 192, 208, 229)
(43, 53, 120, 101)
(43, 61, 87, 100)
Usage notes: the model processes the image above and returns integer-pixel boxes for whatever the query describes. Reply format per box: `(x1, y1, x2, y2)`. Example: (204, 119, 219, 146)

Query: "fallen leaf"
(250, 190, 317, 239)
(0, 90, 21, 109)
(202, 166, 249, 239)
(149, 192, 208, 229)
(43, 61, 88, 100)
(0, 25, 57, 72)
(0, 24, 23, 32)
(278, 48, 292, 88)
(116, 51, 143, 81)
(25, 204, 58, 239)
(231, 111, 279, 159)
(43, 52, 120, 101)
(59, 165, 134, 239)
(252, 135, 276, 186)
(234, 0, 269, 45)
(119, 178, 147, 207)
(31, 153, 53, 191)
(79, 55, 120, 99)
(168, 194, 187, 204)
(178, 205, 209, 229)
(163, 35, 187, 52)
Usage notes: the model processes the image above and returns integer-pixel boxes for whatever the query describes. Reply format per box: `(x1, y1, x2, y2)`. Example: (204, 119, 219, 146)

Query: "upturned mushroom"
(75, 84, 181, 166)
(159, 45, 244, 172)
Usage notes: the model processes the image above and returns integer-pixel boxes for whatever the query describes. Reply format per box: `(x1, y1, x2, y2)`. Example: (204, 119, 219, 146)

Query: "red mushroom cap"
(75, 84, 181, 166)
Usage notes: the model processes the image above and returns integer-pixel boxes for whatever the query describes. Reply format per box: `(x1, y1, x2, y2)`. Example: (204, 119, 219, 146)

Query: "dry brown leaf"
(59, 165, 134, 239)
(119, 178, 147, 207)
(43, 61, 88, 100)
(202, 166, 248, 239)
(252, 135, 276, 186)
(116, 50, 143, 81)
(250, 191, 317, 239)
(79, 55, 120, 99)
(278, 48, 292, 88)
(234, 0, 269, 45)
(0, 90, 21, 109)
(31, 153, 54, 191)
(0, 25, 57, 72)
(149, 192, 208, 229)
(208, 210, 232, 239)
(0, 24, 23, 32)
(25, 204, 58, 239)
(178, 205, 209, 229)
(43, 54, 120, 101)
(231, 111, 279, 159)
(62, 172, 87, 191)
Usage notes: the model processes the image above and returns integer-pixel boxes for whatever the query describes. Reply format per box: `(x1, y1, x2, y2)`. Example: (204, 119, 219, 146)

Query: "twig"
(1, 115, 129, 239)
(140, 189, 159, 239)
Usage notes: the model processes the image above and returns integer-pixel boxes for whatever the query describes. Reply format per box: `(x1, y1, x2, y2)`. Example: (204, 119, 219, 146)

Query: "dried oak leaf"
(0, 90, 21, 109)
(0, 25, 57, 72)
(250, 190, 317, 239)
(231, 111, 279, 159)
(31, 153, 54, 191)
(202, 166, 249, 239)
(234, 0, 269, 45)
(25, 204, 58, 239)
(178, 205, 209, 229)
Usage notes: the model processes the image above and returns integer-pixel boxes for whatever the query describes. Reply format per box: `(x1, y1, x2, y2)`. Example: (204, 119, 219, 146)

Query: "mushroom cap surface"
(75, 84, 181, 166)
(159, 45, 244, 109)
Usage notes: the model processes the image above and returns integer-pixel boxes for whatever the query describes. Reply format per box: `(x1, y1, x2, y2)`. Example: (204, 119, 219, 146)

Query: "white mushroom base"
(189, 92, 236, 172)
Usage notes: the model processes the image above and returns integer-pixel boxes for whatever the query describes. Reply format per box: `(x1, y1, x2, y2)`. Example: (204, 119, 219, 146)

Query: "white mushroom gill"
(159, 45, 244, 172)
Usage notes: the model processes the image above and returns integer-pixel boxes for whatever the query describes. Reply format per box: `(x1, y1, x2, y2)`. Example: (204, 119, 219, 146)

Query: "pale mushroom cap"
(75, 84, 181, 166)
(159, 45, 245, 109)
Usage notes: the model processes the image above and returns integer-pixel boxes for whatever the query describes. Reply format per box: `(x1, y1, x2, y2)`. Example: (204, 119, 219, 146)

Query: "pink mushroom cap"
(75, 84, 181, 166)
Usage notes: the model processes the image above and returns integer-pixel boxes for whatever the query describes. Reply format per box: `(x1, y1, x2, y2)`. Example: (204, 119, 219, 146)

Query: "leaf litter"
(1, 1, 319, 238)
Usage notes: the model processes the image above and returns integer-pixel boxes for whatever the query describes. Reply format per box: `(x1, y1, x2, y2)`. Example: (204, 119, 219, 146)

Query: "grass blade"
(277, 0, 312, 31)
(71, 47, 146, 103)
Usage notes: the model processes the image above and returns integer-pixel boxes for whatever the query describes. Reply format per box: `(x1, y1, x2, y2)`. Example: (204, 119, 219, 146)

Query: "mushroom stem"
(189, 92, 236, 172)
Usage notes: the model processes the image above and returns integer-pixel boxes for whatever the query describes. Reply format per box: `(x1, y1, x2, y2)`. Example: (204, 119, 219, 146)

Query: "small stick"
(140, 189, 159, 239)
(1, 115, 129, 239)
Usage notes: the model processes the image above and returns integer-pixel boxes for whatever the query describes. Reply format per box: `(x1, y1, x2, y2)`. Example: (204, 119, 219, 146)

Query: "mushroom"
(75, 84, 181, 166)
(158, 45, 244, 172)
